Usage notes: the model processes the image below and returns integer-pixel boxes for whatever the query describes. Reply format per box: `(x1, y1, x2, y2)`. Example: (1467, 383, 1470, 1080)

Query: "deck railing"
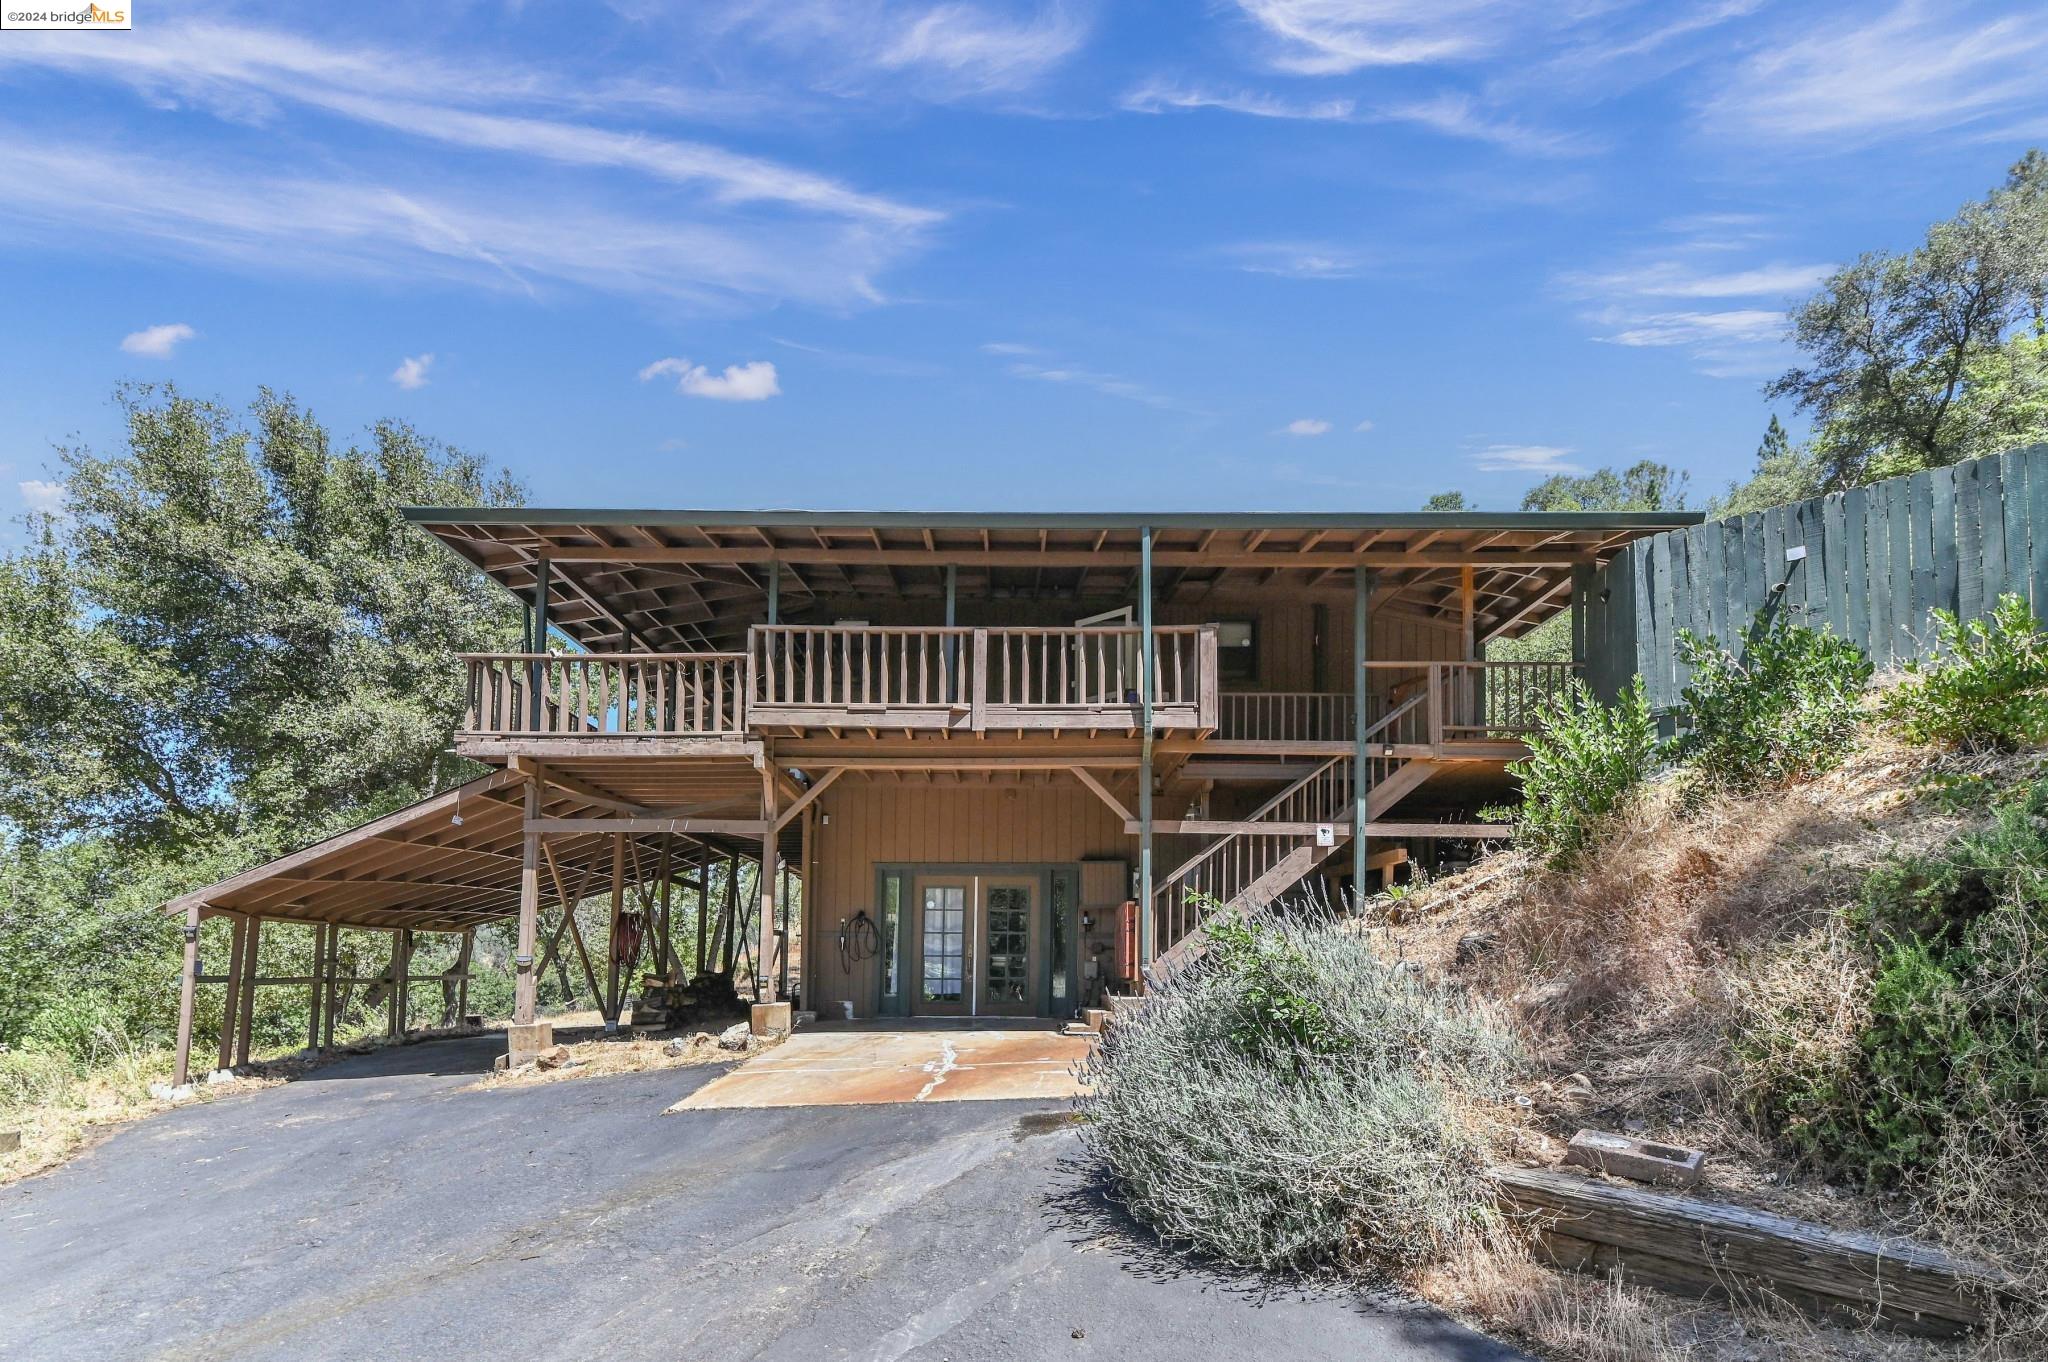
(749, 624, 1216, 731)
(1216, 691, 1359, 743)
(1363, 660, 1578, 745)
(460, 653, 748, 737)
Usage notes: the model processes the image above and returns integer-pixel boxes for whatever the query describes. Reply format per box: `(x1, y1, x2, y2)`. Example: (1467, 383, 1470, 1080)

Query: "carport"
(160, 763, 791, 1087)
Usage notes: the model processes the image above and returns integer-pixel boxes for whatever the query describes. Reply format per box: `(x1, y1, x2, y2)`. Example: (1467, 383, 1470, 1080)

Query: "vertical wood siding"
(1586, 444, 2048, 712)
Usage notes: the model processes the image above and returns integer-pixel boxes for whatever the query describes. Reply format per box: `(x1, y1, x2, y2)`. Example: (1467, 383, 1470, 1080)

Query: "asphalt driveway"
(0, 1035, 1528, 1362)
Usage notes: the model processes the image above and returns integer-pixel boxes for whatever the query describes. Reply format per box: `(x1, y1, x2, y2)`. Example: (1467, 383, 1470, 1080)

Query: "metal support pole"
(173, 903, 202, 1088)
(1138, 525, 1155, 971)
(1353, 568, 1375, 903)
(528, 557, 551, 730)
(514, 779, 541, 1024)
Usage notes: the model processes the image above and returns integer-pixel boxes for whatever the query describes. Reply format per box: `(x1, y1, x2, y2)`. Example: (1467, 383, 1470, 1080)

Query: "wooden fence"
(1585, 444, 2048, 714)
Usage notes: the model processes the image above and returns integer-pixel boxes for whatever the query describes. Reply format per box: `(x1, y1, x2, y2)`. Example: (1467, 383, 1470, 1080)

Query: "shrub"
(1739, 778, 2048, 1188)
(0, 1047, 76, 1114)
(1884, 594, 2048, 751)
(1077, 910, 1520, 1273)
(1505, 677, 1659, 870)
(1670, 614, 1871, 802)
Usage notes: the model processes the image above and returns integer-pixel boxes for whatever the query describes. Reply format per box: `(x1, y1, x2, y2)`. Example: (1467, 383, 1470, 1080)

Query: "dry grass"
(1370, 731, 2048, 1359)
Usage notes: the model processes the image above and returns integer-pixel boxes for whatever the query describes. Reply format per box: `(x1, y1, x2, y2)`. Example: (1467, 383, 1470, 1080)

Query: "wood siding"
(804, 775, 1146, 1016)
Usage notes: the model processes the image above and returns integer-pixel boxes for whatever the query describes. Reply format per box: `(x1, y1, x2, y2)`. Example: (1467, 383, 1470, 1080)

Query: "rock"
(205, 1068, 237, 1086)
(493, 1052, 512, 1072)
(663, 1037, 691, 1057)
(534, 1044, 572, 1070)
(717, 1022, 752, 1052)
(0, 1130, 20, 1154)
(1455, 929, 1499, 964)
(1623, 1116, 1649, 1135)
(1559, 1072, 1594, 1100)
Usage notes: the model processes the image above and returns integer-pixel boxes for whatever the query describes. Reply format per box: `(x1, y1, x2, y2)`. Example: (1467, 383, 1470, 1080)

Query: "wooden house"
(162, 507, 1698, 1075)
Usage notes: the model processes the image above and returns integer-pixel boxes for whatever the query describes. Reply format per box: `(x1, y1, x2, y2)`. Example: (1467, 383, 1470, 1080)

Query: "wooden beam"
(538, 545, 1597, 570)
(1070, 766, 1134, 824)
(772, 767, 842, 832)
(531, 816, 766, 837)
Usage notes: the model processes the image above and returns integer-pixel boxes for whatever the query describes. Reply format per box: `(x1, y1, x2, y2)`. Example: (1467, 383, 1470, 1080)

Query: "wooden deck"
(458, 630, 1570, 760)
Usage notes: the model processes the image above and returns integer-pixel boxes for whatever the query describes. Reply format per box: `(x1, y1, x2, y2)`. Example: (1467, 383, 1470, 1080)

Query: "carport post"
(514, 779, 541, 1024)
(385, 930, 401, 1040)
(306, 921, 326, 1052)
(605, 834, 626, 1028)
(694, 845, 710, 974)
(217, 914, 247, 1073)
(322, 926, 341, 1050)
(454, 928, 474, 1024)
(759, 765, 780, 1003)
(173, 903, 202, 1088)
(236, 918, 262, 1067)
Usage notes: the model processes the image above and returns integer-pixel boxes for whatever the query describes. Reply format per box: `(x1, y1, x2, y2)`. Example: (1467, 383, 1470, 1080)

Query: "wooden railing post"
(970, 629, 988, 732)
(1197, 626, 1219, 729)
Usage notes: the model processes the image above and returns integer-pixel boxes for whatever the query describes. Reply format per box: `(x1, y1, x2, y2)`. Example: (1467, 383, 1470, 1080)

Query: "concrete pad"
(671, 1027, 1093, 1110)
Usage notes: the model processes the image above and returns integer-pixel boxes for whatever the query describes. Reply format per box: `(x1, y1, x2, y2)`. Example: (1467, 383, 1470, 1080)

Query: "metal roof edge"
(401, 506, 1707, 532)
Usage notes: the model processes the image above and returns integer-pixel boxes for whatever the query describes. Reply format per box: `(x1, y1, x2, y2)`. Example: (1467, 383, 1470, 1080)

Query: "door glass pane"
(921, 886, 965, 1003)
(880, 873, 903, 1003)
(1049, 872, 1071, 1008)
(984, 885, 1031, 1005)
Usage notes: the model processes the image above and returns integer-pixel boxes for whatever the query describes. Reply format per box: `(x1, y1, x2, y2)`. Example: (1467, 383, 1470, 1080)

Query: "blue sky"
(3, 0, 2046, 524)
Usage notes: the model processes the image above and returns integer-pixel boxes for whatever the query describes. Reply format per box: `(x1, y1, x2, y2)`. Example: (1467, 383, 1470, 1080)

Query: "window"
(1216, 618, 1257, 682)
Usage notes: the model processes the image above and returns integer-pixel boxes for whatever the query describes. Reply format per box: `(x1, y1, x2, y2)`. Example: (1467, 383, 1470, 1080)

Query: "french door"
(911, 873, 1041, 1017)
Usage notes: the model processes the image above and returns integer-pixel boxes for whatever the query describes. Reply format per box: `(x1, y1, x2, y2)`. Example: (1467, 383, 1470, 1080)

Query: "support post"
(1353, 568, 1376, 903)
(452, 928, 474, 1026)
(720, 854, 740, 975)
(528, 556, 550, 730)
(1460, 563, 1476, 661)
(306, 920, 325, 1051)
(321, 924, 340, 1049)
(945, 563, 958, 702)
(508, 777, 552, 1064)
(384, 929, 401, 1041)
(758, 763, 780, 1003)
(217, 914, 247, 1073)
(656, 835, 676, 980)
(1571, 562, 1595, 669)
(606, 833, 626, 1029)
(695, 845, 711, 975)
(173, 903, 202, 1088)
(767, 560, 780, 625)
(1138, 524, 1155, 971)
(236, 918, 262, 1067)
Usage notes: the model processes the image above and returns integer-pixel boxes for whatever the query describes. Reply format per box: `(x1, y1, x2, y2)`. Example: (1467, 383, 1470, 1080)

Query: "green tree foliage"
(0, 386, 525, 849)
(1882, 594, 2048, 751)
(0, 386, 526, 1056)
(1770, 150, 2048, 488)
(1519, 459, 1689, 513)
(1422, 490, 1469, 511)
(1711, 414, 1824, 518)
(1504, 678, 1660, 869)
(1670, 615, 1873, 802)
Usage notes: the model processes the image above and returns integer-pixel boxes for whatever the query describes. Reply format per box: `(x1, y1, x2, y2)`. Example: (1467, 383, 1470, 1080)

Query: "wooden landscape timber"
(1491, 1166, 2023, 1337)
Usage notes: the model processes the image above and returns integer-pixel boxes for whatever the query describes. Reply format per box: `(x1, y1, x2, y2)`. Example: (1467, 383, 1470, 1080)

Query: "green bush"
(0, 1047, 77, 1114)
(1504, 677, 1659, 870)
(1884, 594, 2048, 751)
(1077, 911, 1520, 1272)
(1671, 614, 1871, 801)
(1740, 779, 2048, 1187)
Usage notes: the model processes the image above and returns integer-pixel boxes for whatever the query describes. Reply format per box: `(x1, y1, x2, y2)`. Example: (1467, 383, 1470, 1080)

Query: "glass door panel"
(977, 876, 1038, 1017)
(916, 880, 969, 1015)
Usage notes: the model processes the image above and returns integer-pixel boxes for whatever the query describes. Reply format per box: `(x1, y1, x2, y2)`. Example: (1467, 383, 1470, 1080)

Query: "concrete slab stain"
(671, 1028, 1093, 1110)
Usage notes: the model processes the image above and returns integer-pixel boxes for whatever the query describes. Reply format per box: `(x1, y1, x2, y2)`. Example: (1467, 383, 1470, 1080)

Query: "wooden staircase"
(1149, 748, 1437, 959)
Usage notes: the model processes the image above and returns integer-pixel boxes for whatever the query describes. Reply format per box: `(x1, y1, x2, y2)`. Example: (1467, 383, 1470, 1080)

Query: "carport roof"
(160, 768, 741, 932)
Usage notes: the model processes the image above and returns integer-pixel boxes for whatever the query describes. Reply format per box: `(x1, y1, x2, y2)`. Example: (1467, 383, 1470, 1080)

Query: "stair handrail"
(1156, 754, 1348, 893)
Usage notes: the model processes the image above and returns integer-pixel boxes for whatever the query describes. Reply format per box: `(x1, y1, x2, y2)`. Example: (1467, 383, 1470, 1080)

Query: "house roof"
(403, 506, 1701, 652)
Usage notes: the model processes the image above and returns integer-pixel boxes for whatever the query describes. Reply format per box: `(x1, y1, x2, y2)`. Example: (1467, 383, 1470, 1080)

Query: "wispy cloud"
(18, 479, 64, 513)
(985, 343, 1199, 413)
(0, 21, 937, 310)
(875, 3, 1089, 96)
(640, 357, 782, 401)
(1702, 1, 2048, 144)
(1232, 0, 1510, 74)
(1474, 444, 1584, 474)
(1560, 259, 1831, 300)
(391, 353, 434, 390)
(1283, 417, 1331, 436)
(119, 322, 194, 357)
(1595, 308, 1782, 348)
(1220, 240, 1373, 279)
(1120, 78, 1354, 121)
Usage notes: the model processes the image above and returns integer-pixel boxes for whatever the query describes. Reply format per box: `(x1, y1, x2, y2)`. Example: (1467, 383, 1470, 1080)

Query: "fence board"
(1590, 447, 2048, 709)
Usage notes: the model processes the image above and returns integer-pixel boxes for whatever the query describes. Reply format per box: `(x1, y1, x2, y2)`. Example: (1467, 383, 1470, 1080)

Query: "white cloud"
(1703, 1, 2048, 144)
(1374, 91, 1592, 157)
(1561, 260, 1832, 299)
(991, 347, 1200, 413)
(1283, 418, 1332, 436)
(639, 357, 782, 401)
(0, 22, 937, 310)
(391, 353, 434, 390)
(979, 340, 1041, 355)
(876, 3, 1089, 96)
(1597, 309, 1782, 348)
(119, 322, 195, 357)
(1474, 444, 1584, 474)
(1354, 418, 1374, 432)
(1222, 241, 1372, 279)
(1121, 78, 1354, 121)
(18, 479, 65, 513)
(1233, 0, 1518, 74)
